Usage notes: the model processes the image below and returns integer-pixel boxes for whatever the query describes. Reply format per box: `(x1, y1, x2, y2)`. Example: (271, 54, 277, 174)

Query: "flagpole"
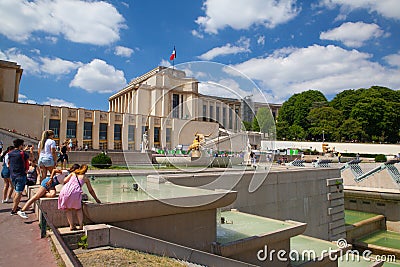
(173, 45, 175, 70)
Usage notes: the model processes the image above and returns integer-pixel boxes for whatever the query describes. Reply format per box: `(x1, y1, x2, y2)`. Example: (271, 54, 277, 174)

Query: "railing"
(354, 165, 386, 182)
(37, 201, 83, 267)
(385, 163, 400, 184)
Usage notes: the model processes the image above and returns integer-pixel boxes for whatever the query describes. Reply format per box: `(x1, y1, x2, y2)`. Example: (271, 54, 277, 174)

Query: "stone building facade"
(0, 60, 280, 151)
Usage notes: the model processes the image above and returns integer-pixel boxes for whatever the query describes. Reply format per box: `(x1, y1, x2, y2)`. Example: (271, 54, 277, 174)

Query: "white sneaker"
(1, 200, 5, 203)
(17, 210, 28, 219)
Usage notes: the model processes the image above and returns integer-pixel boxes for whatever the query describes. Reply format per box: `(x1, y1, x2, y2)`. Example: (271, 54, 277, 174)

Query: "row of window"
(48, 119, 171, 148)
(202, 105, 237, 129)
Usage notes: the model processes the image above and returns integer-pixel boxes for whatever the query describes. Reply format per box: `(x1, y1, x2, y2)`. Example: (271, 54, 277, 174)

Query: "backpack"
(20, 151, 30, 172)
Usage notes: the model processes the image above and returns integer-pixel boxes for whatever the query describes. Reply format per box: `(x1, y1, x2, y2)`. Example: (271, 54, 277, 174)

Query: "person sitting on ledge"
(17, 164, 80, 219)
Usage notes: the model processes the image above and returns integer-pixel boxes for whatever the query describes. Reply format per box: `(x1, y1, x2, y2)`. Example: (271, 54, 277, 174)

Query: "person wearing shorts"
(19, 164, 80, 218)
(1, 146, 14, 203)
(8, 138, 33, 218)
(38, 130, 57, 183)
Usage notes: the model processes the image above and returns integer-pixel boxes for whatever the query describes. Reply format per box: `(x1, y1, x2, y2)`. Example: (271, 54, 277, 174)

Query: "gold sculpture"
(188, 132, 211, 157)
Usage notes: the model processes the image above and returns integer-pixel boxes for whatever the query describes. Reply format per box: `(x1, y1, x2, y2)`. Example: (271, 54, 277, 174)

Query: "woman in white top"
(38, 130, 57, 183)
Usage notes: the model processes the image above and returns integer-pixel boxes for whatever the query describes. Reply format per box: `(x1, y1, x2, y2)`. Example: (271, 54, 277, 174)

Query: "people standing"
(38, 130, 57, 183)
(1, 146, 14, 203)
(18, 164, 80, 218)
(68, 139, 73, 151)
(58, 164, 101, 230)
(57, 140, 69, 169)
(8, 138, 33, 218)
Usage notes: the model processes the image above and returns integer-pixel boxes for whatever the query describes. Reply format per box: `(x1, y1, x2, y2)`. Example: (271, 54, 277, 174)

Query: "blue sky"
(0, 0, 399, 111)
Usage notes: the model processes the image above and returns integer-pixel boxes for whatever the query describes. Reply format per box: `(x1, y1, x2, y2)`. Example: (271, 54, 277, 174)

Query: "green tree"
(255, 107, 276, 136)
(242, 121, 252, 131)
(287, 125, 306, 141)
(338, 118, 364, 142)
(277, 90, 327, 139)
(252, 117, 260, 132)
(350, 97, 386, 141)
(276, 120, 290, 140)
(330, 89, 363, 119)
(307, 107, 343, 141)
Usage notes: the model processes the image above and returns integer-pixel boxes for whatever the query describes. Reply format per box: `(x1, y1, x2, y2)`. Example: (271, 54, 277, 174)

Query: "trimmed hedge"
(375, 154, 387, 163)
(91, 153, 112, 168)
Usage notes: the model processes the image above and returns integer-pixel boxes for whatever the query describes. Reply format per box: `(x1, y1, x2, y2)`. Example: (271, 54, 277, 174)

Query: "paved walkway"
(0, 176, 59, 267)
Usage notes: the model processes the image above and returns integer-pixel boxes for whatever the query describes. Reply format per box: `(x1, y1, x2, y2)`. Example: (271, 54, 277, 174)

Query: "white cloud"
(196, 0, 299, 34)
(384, 52, 400, 68)
(70, 59, 127, 93)
(42, 97, 77, 108)
(257, 35, 266, 46)
(0, 48, 83, 76)
(320, 22, 384, 47)
(0, 0, 126, 45)
(230, 44, 400, 103)
(18, 94, 37, 104)
(191, 29, 204, 39)
(114, 46, 134, 57)
(199, 80, 244, 99)
(45, 36, 58, 44)
(198, 37, 251, 60)
(160, 59, 172, 68)
(0, 48, 41, 75)
(40, 57, 82, 75)
(321, 0, 400, 20)
(19, 94, 77, 107)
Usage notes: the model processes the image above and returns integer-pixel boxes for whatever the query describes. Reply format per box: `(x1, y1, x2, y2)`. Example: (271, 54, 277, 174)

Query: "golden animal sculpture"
(188, 132, 211, 156)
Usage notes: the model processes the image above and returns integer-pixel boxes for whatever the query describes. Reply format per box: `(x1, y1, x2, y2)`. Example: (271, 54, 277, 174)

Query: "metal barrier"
(37, 201, 83, 267)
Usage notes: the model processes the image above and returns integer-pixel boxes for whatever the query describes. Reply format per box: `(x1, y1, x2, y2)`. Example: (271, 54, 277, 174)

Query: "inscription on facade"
(50, 108, 59, 117)
(68, 110, 77, 118)
(100, 112, 108, 121)
(85, 112, 92, 119)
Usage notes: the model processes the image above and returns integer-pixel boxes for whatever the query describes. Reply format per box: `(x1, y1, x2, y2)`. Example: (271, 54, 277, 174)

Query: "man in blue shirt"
(8, 138, 33, 218)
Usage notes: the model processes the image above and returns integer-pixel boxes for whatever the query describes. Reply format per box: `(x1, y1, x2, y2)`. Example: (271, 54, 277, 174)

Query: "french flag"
(169, 46, 176, 61)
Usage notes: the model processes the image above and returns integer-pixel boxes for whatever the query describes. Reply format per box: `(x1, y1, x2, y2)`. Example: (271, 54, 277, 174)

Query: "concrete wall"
(160, 167, 345, 241)
(344, 189, 400, 231)
(84, 224, 258, 267)
(346, 215, 386, 242)
(113, 209, 216, 252)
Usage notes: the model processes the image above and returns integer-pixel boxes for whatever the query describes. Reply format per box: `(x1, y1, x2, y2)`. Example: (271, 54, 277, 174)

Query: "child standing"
(58, 164, 101, 230)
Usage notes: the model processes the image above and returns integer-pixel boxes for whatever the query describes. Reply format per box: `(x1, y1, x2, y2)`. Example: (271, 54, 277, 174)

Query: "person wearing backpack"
(8, 138, 33, 218)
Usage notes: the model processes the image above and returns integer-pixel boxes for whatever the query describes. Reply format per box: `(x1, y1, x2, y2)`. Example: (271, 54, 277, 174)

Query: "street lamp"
(322, 130, 325, 143)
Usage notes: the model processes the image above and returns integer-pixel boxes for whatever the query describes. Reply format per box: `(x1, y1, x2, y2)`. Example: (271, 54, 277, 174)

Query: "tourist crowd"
(1, 131, 101, 230)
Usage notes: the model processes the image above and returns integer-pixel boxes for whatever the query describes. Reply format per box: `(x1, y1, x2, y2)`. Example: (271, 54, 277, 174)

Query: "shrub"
(375, 154, 387, 163)
(91, 153, 112, 168)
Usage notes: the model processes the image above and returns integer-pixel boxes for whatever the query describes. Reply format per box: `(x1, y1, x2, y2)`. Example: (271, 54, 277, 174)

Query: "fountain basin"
(212, 210, 307, 267)
(83, 189, 237, 223)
